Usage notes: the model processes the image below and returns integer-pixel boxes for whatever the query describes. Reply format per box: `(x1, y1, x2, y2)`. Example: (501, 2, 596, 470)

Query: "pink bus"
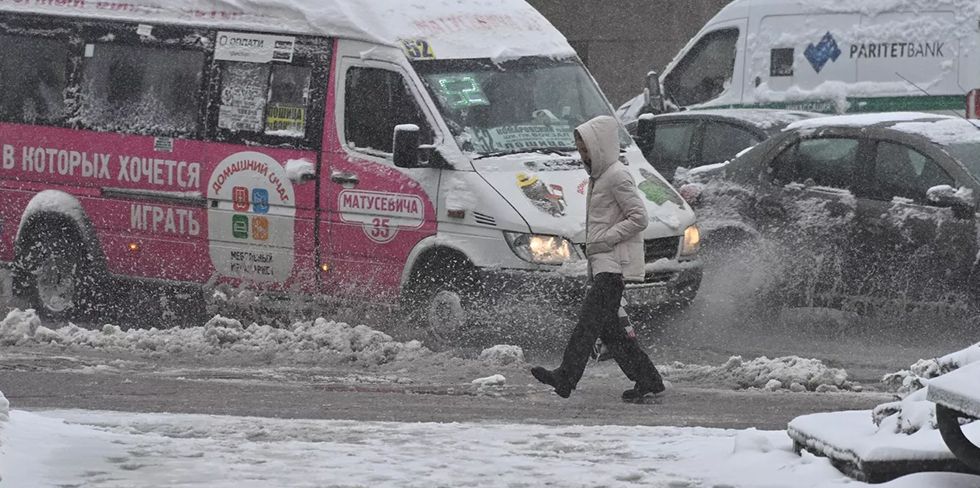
(0, 0, 702, 337)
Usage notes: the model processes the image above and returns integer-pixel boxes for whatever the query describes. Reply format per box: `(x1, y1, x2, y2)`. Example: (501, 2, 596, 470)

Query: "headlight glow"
(505, 232, 577, 265)
(681, 225, 701, 256)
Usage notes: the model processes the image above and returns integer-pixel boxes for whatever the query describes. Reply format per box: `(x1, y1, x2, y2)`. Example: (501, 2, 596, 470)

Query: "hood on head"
(575, 115, 620, 178)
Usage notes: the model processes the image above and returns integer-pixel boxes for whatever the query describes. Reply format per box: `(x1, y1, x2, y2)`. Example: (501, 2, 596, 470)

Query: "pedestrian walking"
(530, 115, 666, 403)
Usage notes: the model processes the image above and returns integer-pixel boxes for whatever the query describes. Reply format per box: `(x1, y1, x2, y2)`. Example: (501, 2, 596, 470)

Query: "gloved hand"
(585, 239, 614, 256)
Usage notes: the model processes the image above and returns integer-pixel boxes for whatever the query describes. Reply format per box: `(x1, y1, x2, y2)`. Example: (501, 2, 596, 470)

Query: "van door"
(323, 46, 440, 300)
(205, 33, 330, 292)
(661, 19, 747, 109)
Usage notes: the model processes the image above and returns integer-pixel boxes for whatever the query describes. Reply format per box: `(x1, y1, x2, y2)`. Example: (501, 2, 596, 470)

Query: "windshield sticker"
(401, 39, 436, 60)
(474, 125, 574, 153)
(207, 151, 296, 283)
(639, 168, 683, 206)
(434, 75, 489, 109)
(215, 32, 295, 63)
(517, 172, 566, 217)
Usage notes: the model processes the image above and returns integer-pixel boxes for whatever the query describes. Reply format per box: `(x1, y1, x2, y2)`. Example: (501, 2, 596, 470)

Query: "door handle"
(330, 170, 360, 186)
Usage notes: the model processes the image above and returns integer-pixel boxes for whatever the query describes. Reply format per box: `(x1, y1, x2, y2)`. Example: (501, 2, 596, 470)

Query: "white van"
(0, 0, 700, 336)
(618, 0, 980, 123)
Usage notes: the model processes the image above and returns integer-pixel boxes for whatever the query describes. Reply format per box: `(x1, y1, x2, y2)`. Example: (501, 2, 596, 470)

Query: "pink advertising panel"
(0, 122, 320, 292)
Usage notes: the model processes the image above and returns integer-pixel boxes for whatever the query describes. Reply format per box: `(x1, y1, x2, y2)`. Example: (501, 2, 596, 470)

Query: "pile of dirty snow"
(0, 309, 428, 366)
(479, 345, 525, 365)
(662, 355, 858, 392)
(874, 343, 980, 435)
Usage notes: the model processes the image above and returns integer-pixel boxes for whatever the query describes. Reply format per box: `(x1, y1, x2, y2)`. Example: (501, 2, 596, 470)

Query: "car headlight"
(681, 225, 700, 256)
(504, 232, 577, 265)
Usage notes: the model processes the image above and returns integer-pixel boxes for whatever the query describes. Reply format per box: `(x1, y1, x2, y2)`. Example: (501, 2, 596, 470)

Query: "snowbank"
(479, 345, 525, 365)
(0, 309, 429, 366)
(662, 355, 857, 392)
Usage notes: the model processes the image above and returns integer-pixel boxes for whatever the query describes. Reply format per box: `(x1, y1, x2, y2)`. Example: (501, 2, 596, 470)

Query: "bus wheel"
(404, 253, 477, 346)
(17, 227, 101, 321)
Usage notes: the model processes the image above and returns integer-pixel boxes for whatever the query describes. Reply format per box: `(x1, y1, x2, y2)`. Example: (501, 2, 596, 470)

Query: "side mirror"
(393, 124, 421, 168)
(643, 70, 665, 115)
(636, 114, 656, 155)
(927, 185, 976, 219)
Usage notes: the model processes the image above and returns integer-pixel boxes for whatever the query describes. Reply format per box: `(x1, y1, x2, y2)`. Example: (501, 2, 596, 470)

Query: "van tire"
(403, 251, 478, 346)
(14, 222, 105, 321)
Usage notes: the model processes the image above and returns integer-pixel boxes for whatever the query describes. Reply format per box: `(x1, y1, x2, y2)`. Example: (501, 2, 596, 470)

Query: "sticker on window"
(215, 31, 296, 63)
(434, 75, 489, 109)
(401, 39, 435, 60)
(218, 64, 268, 132)
(266, 104, 306, 136)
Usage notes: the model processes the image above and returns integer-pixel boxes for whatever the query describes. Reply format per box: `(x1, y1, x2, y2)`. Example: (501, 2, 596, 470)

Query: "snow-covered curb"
(0, 309, 429, 366)
(874, 343, 980, 435)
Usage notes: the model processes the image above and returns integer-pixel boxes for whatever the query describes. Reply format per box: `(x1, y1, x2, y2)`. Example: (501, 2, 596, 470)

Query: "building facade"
(528, 0, 731, 105)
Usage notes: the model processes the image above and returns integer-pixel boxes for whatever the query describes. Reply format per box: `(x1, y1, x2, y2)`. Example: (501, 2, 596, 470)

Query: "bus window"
(0, 35, 68, 124)
(267, 65, 312, 137)
(217, 62, 312, 138)
(78, 44, 205, 136)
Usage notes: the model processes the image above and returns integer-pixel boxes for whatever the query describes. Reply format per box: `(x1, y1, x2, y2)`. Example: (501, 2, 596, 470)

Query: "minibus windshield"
(415, 57, 631, 156)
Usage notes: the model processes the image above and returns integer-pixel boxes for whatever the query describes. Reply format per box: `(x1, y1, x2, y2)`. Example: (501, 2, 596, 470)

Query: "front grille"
(645, 237, 680, 262)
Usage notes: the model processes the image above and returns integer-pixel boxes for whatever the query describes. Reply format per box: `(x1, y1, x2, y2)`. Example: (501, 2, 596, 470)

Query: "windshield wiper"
(474, 147, 575, 160)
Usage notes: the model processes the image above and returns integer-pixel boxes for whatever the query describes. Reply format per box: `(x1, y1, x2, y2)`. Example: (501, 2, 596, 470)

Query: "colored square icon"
(252, 188, 270, 214)
(232, 214, 249, 239)
(233, 186, 250, 211)
(252, 216, 269, 241)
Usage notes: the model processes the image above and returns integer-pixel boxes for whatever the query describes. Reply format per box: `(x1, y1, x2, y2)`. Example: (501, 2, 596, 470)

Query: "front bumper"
(476, 259, 703, 306)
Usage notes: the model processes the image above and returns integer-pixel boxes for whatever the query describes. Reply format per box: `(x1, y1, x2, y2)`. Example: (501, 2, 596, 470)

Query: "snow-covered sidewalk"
(2, 407, 979, 487)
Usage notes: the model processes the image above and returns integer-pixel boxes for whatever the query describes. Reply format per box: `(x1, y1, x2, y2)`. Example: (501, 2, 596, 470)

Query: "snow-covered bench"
(928, 361, 980, 472)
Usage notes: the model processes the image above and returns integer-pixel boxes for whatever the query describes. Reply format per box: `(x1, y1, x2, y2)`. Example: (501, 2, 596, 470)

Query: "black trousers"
(557, 273, 663, 388)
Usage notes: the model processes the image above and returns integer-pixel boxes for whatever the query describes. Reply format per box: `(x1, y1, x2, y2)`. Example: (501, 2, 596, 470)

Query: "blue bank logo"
(804, 32, 842, 73)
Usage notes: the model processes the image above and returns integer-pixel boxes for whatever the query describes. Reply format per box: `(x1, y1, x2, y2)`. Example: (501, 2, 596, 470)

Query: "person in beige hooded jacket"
(531, 115, 665, 402)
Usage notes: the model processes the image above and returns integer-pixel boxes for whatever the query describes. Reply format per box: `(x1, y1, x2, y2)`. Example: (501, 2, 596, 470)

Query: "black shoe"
(622, 382, 666, 403)
(531, 366, 573, 398)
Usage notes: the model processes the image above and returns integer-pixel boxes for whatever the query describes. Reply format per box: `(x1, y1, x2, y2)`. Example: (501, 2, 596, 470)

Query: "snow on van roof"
(0, 0, 575, 62)
(786, 112, 980, 144)
(726, 0, 980, 15)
